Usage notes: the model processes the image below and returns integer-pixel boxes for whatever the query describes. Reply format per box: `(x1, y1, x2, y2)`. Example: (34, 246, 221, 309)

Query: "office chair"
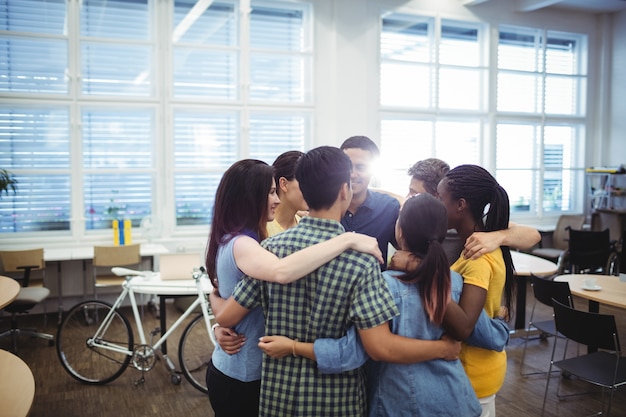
(0, 248, 54, 352)
(567, 228, 618, 274)
(520, 274, 574, 377)
(92, 244, 141, 299)
(532, 214, 585, 263)
(541, 299, 626, 417)
(591, 210, 624, 252)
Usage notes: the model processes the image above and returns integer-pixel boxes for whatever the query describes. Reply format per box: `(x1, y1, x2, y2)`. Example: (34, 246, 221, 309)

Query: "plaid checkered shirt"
(232, 216, 399, 417)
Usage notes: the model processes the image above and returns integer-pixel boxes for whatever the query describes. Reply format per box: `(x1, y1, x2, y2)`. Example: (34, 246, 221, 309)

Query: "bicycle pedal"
(150, 327, 161, 336)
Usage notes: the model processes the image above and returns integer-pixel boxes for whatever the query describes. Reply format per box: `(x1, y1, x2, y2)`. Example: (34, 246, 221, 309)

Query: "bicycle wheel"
(57, 300, 134, 384)
(179, 314, 215, 394)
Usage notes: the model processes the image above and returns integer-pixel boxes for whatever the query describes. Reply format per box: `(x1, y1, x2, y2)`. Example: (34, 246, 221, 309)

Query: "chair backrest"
(591, 210, 625, 245)
(567, 228, 612, 272)
(93, 244, 141, 267)
(0, 249, 45, 287)
(552, 299, 620, 352)
(552, 214, 585, 250)
(530, 274, 574, 309)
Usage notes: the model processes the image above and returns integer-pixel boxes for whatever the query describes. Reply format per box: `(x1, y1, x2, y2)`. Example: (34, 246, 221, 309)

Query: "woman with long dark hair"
(205, 158, 382, 417)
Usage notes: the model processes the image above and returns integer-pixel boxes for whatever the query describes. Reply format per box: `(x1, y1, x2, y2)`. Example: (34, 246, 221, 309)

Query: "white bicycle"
(56, 267, 216, 393)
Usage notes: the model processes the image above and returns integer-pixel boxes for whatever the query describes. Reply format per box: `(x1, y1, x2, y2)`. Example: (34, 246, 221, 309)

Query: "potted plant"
(0, 168, 17, 198)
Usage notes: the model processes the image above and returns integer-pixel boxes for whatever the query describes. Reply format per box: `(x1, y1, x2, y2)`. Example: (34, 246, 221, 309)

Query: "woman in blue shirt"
(366, 192, 481, 416)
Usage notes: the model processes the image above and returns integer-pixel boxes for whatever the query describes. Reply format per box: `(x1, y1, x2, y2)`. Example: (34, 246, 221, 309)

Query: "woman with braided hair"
(437, 164, 515, 417)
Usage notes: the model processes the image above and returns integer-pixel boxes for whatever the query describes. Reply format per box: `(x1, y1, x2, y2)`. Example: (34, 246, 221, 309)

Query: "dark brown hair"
(205, 159, 274, 287)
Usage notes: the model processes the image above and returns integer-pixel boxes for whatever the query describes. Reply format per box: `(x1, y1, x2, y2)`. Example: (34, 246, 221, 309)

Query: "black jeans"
(206, 359, 260, 417)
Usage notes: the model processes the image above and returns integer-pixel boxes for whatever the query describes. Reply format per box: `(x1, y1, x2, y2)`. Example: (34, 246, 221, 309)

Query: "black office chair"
(520, 274, 574, 377)
(541, 299, 626, 417)
(567, 228, 618, 274)
(0, 249, 54, 352)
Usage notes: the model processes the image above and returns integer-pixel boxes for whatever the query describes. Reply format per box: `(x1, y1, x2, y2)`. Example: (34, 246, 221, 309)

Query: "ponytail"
(396, 193, 451, 325)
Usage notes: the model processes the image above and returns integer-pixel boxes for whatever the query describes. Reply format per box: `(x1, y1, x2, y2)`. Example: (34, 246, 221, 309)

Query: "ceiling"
(466, 0, 626, 13)
(541, 0, 626, 13)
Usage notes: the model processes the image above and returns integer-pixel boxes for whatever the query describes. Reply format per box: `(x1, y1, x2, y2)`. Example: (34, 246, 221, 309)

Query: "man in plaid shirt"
(226, 146, 398, 416)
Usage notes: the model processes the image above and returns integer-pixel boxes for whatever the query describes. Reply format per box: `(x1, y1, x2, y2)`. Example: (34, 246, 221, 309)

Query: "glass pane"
(438, 68, 483, 111)
(545, 75, 583, 115)
(497, 170, 533, 213)
(0, 174, 71, 232)
(497, 72, 542, 112)
(498, 27, 542, 72)
(435, 121, 480, 168)
(0, 107, 70, 168)
(440, 21, 480, 67)
(250, 4, 305, 51)
(81, 0, 149, 40)
(381, 14, 431, 63)
(249, 54, 309, 102)
(496, 124, 537, 170)
(82, 108, 153, 169)
(248, 113, 307, 163)
(0, 36, 68, 93)
(173, 47, 237, 99)
(173, 0, 237, 45)
(174, 110, 238, 169)
(546, 33, 580, 75)
(84, 174, 152, 230)
(379, 118, 432, 195)
(81, 43, 152, 96)
(381, 62, 431, 107)
(0, 0, 67, 35)
(175, 173, 218, 226)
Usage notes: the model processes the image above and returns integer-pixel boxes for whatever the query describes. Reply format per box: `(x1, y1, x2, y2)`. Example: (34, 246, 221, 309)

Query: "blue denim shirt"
(366, 270, 481, 416)
(313, 270, 509, 374)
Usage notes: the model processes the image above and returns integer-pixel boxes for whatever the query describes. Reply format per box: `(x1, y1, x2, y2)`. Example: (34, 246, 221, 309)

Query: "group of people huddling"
(205, 136, 541, 417)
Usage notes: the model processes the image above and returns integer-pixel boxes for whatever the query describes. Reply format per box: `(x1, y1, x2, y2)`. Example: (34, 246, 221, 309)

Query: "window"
(379, 14, 485, 196)
(0, 0, 312, 237)
(171, 0, 312, 227)
(495, 26, 587, 216)
(379, 13, 587, 218)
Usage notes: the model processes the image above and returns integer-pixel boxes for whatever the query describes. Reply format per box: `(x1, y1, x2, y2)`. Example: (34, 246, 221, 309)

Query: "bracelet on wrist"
(292, 339, 298, 357)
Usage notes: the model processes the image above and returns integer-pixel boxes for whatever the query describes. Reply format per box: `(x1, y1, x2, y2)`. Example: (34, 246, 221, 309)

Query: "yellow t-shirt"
(266, 214, 301, 237)
(451, 249, 507, 399)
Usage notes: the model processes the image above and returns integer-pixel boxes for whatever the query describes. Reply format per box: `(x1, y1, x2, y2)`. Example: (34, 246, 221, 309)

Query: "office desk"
(0, 275, 20, 309)
(44, 243, 169, 321)
(511, 251, 559, 331)
(0, 349, 35, 417)
(554, 273, 626, 312)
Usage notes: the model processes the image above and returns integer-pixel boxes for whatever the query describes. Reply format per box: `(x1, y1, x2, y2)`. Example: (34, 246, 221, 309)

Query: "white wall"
(609, 9, 626, 167)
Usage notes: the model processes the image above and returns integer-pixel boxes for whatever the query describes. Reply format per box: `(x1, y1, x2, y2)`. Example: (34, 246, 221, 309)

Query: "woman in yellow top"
(266, 150, 308, 236)
(437, 164, 515, 417)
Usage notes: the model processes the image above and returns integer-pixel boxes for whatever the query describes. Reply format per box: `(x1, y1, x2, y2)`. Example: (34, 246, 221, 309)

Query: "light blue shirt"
(367, 270, 482, 417)
(210, 235, 264, 382)
(313, 270, 509, 374)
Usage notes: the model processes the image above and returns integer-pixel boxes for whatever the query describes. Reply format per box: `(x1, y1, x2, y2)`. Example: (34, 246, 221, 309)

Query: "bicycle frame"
(87, 271, 214, 357)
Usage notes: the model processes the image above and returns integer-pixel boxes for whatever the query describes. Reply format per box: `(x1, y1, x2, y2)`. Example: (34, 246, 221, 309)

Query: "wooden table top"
(0, 349, 35, 417)
(0, 275, 19, 309)
(554, 274, 626, 310)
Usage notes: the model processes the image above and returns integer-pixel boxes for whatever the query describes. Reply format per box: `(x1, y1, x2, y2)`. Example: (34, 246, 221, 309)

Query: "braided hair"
(441, 164, 515, 315)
